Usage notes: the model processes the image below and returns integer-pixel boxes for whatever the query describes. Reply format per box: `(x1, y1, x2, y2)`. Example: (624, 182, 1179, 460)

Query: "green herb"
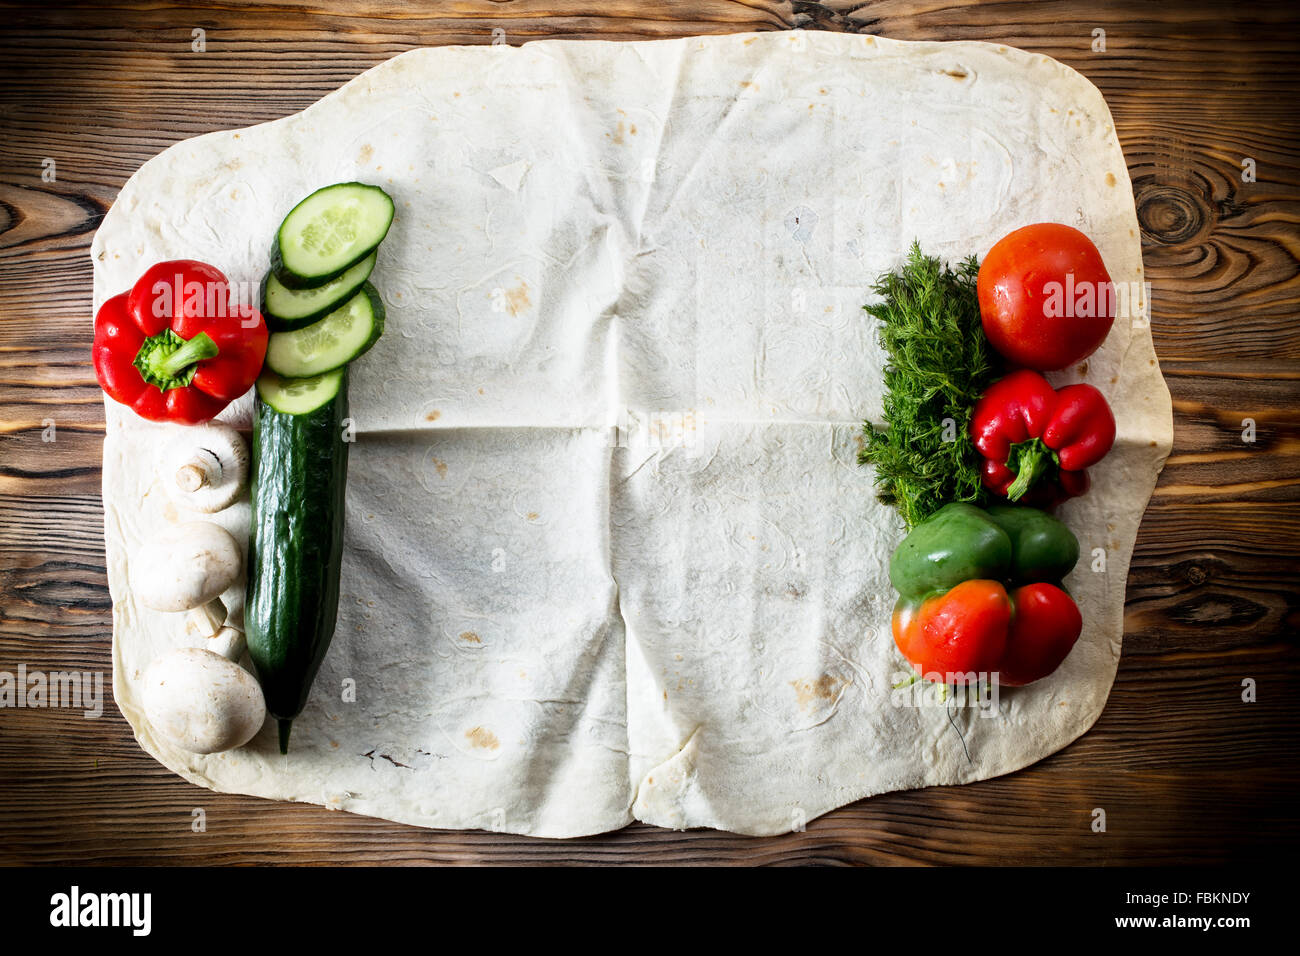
(858, 242, 1000, 529)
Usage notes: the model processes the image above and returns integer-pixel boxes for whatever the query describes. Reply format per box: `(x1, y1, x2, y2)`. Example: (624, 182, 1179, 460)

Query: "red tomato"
(977, 223, 1116, 370)
(995, 583, 1083, 687)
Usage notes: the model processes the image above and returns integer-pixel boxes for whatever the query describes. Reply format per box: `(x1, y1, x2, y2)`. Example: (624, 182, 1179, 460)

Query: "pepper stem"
(147, 331, 219, 380)
(1005, 437, 1057, 501)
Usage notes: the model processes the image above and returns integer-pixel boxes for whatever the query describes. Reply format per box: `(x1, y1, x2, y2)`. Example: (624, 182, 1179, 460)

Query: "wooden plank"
(0, 759, 1291, 865)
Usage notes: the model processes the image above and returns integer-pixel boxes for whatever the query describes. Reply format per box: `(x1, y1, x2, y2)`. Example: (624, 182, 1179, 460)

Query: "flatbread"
(95, 31, 1173, 837)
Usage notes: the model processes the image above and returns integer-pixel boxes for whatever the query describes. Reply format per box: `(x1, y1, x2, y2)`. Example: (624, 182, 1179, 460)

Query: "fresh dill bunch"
(858, 242, 1001, 529)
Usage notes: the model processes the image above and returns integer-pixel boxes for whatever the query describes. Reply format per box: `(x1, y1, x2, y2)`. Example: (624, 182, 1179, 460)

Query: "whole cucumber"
(245, 367, 350, 753)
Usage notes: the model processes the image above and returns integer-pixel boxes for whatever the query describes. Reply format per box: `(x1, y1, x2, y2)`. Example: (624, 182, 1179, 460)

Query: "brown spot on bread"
(791, 674, 845, 711)
(460, 631, 480, 643)
(466, 726, 499, 750)
(504, 279, 531, 316)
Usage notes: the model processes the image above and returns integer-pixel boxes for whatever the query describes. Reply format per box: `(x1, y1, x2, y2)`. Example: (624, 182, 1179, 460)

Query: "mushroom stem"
(185, 597, 227, 638)
(175, 448, 222, 493)
(160, 425, 249, 514)
(207, 625, 246, 662)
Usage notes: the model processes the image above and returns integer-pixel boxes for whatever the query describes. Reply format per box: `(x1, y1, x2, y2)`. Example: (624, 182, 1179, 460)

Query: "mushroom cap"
(142, 648, 266, 754)
(132, 521, 242, 613)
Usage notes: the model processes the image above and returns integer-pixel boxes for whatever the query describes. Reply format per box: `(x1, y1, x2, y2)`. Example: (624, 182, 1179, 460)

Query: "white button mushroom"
(141, 647, 266, 754)
(160, 423, 249, 514)
(132, 521, 242, 637)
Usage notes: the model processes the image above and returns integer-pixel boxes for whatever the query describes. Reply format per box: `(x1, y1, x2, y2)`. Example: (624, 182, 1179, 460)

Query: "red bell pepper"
(970, 368, 1116, 506)
(893, 579, 1083, 687)
(93, 260, 268, 425)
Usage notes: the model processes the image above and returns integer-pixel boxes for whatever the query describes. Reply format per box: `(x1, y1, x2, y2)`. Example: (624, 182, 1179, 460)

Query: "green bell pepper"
(889, 502, 1078, 599)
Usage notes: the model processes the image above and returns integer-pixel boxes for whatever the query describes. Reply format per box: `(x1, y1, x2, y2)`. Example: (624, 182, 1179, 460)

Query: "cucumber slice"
(264, 283, 385, 378)
(271, 182, 394, 289)
(262, 252, 376, 331)
(255, 367, 344, 415)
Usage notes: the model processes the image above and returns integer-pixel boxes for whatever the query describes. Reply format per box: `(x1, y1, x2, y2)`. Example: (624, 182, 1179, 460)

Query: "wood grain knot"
(1186, 565, 1209, 586)
(790, 1, 879, 32)
(1168, 590, 1266, 629)
(0, 184, 103, 252)
(1134, 180, 1210, 246)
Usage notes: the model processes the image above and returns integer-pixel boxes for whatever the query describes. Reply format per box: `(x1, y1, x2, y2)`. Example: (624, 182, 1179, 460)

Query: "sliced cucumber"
(262, 252, 376, 331)
(271, 182, 394, 289)
(255, 367, 344, 415)
(264, 283, 385, 379)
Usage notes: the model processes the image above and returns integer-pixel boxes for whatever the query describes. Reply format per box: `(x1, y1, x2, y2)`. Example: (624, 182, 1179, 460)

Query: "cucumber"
(262, 252, 376, 331)
(255, 367, 344, 415)
(264, 283, 385, 379)
(245, 365, 350, 753)
(271, 182, 393, 289)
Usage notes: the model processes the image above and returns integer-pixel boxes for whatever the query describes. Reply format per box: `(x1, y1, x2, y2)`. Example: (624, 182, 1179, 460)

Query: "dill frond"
(858, 242, 1000, 529)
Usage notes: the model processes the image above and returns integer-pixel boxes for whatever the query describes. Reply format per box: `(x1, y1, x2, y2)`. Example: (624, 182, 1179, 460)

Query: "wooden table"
(2, 1, 1296, 866)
